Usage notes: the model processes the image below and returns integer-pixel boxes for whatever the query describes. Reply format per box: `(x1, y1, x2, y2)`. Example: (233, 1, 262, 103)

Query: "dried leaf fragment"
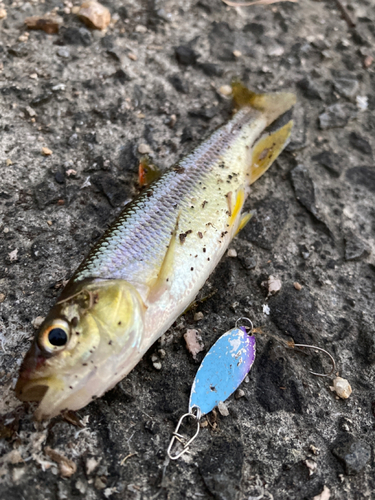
(42, 147, 52, 156)
(24, 14, 63, 34)
(44, 447, 77, 478)
(78, 1, 111, 30)
(0, 8, 7, 19)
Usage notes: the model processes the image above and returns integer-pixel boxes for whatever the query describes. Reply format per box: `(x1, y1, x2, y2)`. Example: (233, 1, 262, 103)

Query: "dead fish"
(15, 82, 296, 420)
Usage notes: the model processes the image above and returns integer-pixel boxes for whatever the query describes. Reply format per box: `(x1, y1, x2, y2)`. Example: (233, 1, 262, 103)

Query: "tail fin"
(232, 80, 296, 127)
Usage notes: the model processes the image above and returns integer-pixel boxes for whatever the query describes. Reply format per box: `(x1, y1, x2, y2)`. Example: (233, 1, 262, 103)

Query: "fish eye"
(48, 328, 68, 346)
(40, 320, 70, 353)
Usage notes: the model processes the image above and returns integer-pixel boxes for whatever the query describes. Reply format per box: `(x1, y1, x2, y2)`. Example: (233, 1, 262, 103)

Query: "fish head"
(15, 279, 146, 420)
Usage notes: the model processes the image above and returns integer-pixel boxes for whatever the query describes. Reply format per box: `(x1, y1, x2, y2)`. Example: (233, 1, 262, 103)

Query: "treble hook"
(167, 407, 201, 460)
(292, 343, 336, 378)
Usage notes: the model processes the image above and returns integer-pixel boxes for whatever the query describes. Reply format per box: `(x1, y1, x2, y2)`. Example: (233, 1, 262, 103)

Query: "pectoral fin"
(147, 217, 179, 303)
(250, 120, 293, 185)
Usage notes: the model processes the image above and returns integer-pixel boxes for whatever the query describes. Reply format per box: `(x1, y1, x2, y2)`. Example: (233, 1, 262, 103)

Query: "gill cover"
(16, 279, 146, 419)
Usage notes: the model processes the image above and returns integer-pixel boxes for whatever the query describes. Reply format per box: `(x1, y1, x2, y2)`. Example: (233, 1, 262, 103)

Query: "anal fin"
(235, 212, 253, 235)
(250, 120, 293, 185)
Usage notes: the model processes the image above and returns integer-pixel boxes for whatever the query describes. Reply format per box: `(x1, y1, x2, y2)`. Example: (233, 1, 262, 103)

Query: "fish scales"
(73, 107, 260, 286)
(16, 84, 296, 419)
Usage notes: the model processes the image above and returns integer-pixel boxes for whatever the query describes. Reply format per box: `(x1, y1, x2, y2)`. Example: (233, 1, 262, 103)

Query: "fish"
(15, 82, 296, 420)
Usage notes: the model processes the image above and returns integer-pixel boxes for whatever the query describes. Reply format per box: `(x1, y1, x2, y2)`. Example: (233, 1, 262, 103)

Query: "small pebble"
(364, 55, 373, 68)
(227, 248, 237, 257)
(194, 311, 204, 321)
(331, 377, 352, 399)
(168, 114, 177, 128)
(158, 349, 166, 359)
(26, 106, 36, 117)
(305, 459, 317, 476)
(313, 485, 331, 500)
(184, 328, 204, 359)
(127, 52, 137, 61)
(153, 361, 162, 370)
(310, 444, 320, 456)
(234, 389, 245, 399)
(356, 96, 368, 112)
(78, 0, 111, 30)
(57, 48, 70, 59)
(32, 316, 45, 329)
(219, 85, 232, 97)
(233, 50, 242, 58)
(86, 457, 99, 475)
(263, 304, 270, 315)
(0, 8, 7, 19)
(294, 282, 302, 291)
(0, 293, 5, 303)
(138, 143, 151, 154)
(217, 401, 229, 417)
(262, 275, 282, 297)
(135, 24, 147, 33)
(94, 476, 107, 490)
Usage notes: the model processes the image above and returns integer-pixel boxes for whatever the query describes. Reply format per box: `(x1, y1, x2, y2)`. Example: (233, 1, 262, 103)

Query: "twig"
(120, 452, 137, 465)
(333, 0, 356, 28)
(222, 0, 297, 7)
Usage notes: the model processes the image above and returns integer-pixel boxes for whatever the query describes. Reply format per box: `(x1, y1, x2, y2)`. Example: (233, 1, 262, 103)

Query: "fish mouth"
(15, 377, 50, 402)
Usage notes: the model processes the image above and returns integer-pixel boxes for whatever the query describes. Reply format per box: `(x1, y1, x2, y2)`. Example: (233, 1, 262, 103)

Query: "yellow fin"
(235, 212, 253, 235)
(229, 188, 245, 228)
(232, 81, 296, 127)
(250, 120, 293, 185)
(147, 218, 179, 303)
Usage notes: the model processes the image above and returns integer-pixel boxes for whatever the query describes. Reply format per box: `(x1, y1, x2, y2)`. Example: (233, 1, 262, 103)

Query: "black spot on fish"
(118, 321, 122, 325)
(173, 166, 185, 173)
(108, 340, 112, 345)
(203, 248, 206, 253)
(198, 232, 203, 238)
(191, 267, 194, 271)
(202, 200, 207, 208)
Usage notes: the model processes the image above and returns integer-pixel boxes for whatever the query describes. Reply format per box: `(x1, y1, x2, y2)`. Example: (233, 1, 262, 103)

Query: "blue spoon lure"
(167, 318, 256, 460)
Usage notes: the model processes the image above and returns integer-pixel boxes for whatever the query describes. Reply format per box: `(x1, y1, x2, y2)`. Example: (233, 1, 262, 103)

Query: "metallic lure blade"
(189, 326, 256, 416)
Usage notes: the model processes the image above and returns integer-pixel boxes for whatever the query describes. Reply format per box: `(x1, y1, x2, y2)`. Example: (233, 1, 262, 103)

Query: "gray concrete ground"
(0, 0, 375, 498)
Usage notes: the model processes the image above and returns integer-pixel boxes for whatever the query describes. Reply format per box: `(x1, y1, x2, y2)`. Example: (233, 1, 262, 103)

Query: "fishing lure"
(167, 318, 256, 460)
(16, 82, 295, 420)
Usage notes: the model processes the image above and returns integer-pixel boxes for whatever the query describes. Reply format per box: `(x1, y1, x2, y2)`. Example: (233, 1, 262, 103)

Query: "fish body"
(16, 84, 296, 419)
